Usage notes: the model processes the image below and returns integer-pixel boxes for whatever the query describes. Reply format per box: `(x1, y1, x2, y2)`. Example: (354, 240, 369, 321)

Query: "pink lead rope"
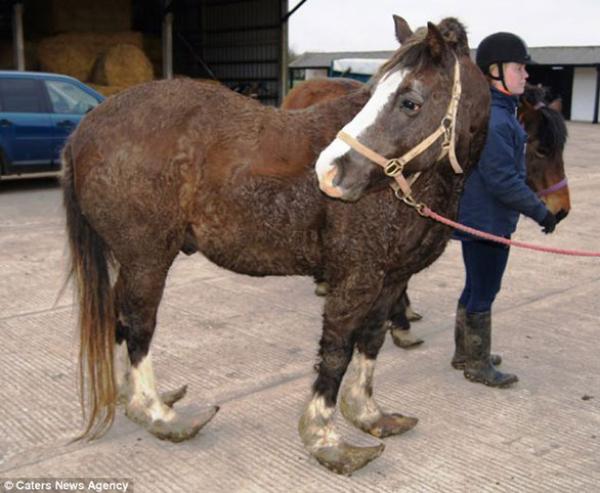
(422, 206, 600, 257)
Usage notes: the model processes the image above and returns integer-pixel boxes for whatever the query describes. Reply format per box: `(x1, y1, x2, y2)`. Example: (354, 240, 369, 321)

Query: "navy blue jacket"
(455, 87, 548, 239)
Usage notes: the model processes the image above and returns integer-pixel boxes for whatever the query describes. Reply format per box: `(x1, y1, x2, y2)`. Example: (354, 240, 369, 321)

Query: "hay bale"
(38, 38, 95, 80)
(92, 44, 153, 87)
(37, 32, 144, 81)
(86, 83, 126, 98)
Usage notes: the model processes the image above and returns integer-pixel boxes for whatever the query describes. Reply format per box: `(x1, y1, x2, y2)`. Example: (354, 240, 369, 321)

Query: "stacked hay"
(85, 83, 126, 97)
(38, 41, 94, 80)
(38, 31, 143, 81)
(37, 31, 152, 96)
(92, 44, 153, 87)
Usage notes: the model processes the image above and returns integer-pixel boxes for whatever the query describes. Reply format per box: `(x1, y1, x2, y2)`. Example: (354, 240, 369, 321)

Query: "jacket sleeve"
(478, 121, 548, 224)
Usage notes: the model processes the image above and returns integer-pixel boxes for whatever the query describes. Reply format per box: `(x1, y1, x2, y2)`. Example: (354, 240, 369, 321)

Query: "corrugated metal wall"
(165, 0, 285, 105)
(200, 0, 283, 105)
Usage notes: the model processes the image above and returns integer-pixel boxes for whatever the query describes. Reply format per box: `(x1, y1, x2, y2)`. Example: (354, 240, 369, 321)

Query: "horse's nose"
(318, 166, 344, 198)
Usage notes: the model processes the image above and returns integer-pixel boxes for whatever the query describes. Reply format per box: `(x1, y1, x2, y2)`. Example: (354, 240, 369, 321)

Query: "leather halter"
(537, 177, 568, 197)
(336, 57, 463, 201)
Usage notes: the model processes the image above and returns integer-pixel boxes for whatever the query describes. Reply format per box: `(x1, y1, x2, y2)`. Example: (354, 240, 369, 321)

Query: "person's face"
(490, 62, 529, 95)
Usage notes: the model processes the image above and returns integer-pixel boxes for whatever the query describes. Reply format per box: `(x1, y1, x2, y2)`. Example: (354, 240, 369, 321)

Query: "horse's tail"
(62, 142, 117, 440)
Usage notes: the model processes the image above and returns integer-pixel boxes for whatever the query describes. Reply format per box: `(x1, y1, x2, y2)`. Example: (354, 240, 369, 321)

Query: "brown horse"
(63, 17, 490, 474)
(284, 79, 571, 343)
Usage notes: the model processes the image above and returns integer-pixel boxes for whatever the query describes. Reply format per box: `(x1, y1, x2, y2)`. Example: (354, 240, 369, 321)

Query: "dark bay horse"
(63, 17, 490, 474)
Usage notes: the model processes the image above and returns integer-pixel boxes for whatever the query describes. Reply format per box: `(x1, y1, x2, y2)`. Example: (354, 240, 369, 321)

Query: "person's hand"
(555, 209, 568, 224)
(540, 211, 557, 234)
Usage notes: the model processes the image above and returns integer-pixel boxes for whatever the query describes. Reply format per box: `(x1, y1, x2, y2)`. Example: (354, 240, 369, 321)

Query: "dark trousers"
(458, 239, 510, 313)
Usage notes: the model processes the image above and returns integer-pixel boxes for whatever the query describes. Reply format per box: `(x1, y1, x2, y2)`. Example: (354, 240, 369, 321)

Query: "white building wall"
(571, 67, 598, 122)
(305, 68, 328, 80)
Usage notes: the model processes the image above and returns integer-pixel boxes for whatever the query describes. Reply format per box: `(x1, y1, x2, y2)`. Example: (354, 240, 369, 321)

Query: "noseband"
(336, 57, 463, 201)
(538, 177, 569, 197)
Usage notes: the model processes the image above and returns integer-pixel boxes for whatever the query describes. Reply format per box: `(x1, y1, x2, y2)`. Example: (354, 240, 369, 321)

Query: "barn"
(1, 0, 306, 105)
(290, 46, 600, 123)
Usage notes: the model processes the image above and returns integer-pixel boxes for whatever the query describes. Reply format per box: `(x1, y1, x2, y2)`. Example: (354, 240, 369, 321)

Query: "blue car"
(0, 71, 104, 177)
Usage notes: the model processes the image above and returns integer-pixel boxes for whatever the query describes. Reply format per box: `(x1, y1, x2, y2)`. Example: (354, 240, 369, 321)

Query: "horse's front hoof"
(161, 384, 188, 408)
(390, 328, 424, 349)
(365, 413, 418, 438)
(146, 406, 219, 443)
(310, 442, 385, 475)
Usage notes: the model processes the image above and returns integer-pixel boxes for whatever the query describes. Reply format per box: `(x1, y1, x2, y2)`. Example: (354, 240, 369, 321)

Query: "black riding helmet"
(476, 32, 533, 91)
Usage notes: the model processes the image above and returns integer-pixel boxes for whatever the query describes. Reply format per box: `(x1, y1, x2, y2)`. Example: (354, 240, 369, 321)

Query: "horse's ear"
(549, 98, 563, 113)
(393, 15, 413, 45)
(425, 22, 447, 61)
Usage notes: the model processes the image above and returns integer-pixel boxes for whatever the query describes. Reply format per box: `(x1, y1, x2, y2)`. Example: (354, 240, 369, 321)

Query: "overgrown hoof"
(147, 406, 219, 443)
(405, 306, 423, 322)
(364, 413, 418, 438)
(314, 282, 329, 297)
(161, 385, 188, 408)
(310, 442, 385, 475)
(390, 328, 424, 349)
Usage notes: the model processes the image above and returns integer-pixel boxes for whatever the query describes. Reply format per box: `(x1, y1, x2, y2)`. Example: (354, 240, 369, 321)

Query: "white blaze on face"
(315, 68, 409, 188)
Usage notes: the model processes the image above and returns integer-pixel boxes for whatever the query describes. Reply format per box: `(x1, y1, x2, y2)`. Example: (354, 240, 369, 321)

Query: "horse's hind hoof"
(405, 306, 423, 322)
(365, 413, 418, 439)
(148, 406, 219, 443)
(161, 385, 188, 408)
(390, 328, 424, 349)
(310, 442, 385, 476)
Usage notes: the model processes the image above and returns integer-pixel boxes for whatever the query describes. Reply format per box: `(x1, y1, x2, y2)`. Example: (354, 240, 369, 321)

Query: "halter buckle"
(385, 158, 404, 177)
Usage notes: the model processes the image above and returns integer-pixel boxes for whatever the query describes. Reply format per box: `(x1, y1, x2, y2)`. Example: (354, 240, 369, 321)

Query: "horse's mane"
(370, 29, 428, 85)
(537, 106, 568, 156)
(523, 85, 568, 156)
(371, 17, 469, 86)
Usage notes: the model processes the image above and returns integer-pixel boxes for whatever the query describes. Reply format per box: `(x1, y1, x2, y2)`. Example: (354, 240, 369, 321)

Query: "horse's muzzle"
(318, 166, 344, 198)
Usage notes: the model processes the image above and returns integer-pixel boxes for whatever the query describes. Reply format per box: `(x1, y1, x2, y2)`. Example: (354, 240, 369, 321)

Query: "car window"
(0, 78, 45, 113)
(45, 80, 99, 115)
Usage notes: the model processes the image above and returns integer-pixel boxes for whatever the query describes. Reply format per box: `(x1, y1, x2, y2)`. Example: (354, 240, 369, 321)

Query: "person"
(451, 32, 559, 388)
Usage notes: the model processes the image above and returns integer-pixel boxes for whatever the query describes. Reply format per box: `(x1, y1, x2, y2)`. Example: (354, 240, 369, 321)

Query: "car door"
(44, 79, 102, 163)
(0, 78, 54, 170)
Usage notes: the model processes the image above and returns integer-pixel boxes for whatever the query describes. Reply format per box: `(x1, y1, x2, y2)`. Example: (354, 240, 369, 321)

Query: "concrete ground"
(0, 122, 598, 493)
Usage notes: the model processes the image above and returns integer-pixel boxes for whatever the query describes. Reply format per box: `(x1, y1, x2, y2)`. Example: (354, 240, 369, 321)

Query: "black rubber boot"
(451, 303, 502, 369)
(463, 311, 518, 388)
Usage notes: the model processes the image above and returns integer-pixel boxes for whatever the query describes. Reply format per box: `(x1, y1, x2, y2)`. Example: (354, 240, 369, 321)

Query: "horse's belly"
(192, 221, 321, 277)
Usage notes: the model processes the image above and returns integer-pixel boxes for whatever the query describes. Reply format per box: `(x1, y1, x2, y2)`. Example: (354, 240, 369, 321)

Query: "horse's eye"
(401, 99, 421, 113)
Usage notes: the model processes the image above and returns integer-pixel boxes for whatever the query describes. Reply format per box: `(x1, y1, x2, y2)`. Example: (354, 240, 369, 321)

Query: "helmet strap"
(489, 63, 511, 93)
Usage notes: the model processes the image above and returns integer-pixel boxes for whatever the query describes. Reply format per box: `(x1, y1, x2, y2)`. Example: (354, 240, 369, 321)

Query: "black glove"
(540, 210, 557, 234)
(555, 209, 568, 224)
